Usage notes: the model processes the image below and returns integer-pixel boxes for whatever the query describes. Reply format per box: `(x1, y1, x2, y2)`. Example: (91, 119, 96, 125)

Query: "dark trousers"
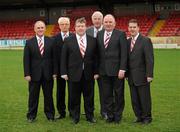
(27, 79, 55, 120)
(101, 75, 125, 120)
(129, 82, 152, 120)
(69, 73, 94, 121)
(97, 77, 106, 116)
(56, 77, 66, 116)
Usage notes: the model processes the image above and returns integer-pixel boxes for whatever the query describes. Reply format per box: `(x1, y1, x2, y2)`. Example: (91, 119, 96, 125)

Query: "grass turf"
(0, 49, 180, 132)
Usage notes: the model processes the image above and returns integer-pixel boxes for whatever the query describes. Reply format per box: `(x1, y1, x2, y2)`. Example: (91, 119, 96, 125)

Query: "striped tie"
(79, 37, 85, 58)
(104, 32, 110, 48)
(63, 33, 68, 41)
(38, 38, 44, 56)
(130, 38, 135, 52)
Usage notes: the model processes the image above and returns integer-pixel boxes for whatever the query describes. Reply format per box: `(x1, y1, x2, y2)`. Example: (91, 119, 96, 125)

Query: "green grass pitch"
(0, 49, 180, 132)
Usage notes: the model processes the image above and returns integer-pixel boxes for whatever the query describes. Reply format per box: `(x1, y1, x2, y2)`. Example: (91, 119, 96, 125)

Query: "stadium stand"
(0, 2, 179, 40)
(0, 19, 35, 39)
(116, 14, 158, 37)
(0, 12, 180, 39)
(157, 11, 180, 37)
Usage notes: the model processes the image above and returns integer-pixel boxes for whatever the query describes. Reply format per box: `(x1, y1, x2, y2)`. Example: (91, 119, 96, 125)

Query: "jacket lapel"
(43, 37, 48, 57)
(33, 36, 41, 57)
(132, 34, 141, 52)
(73, 35, 82, 58)
(84, 35, 90, 58)
(105, 29, 114, 50)
(131, 34, 142, 54)
(100, 30, 106, 51)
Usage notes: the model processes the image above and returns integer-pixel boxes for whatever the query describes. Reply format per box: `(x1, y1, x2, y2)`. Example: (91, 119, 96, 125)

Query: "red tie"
(79, 37, 86, 58)
(38, 38, 44, 56)
(130, 38, 135, 52)
(104, 32, 110, 48)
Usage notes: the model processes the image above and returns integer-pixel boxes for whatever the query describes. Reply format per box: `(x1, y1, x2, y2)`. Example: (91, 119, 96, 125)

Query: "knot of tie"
(130, 38, 136, 52)
(106, 32, 110, 36)
(63, 33, 68, 40)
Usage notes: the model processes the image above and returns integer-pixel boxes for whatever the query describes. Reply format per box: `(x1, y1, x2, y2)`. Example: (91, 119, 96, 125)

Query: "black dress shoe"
(48, 118, 55, 122)
(114, 116, 122, 124)
(56, 115, 65, 120)
(69, 113, 72, 118)
(27, 118, 35, 123)
(106, 118, 114, 123)
(133, 118, 143, 123)
(101, 113, 108, 120)
(87, 118, 96, 123)
(114, 119, 121, 124)
(72, 119, 79, 124)
(142, 118, 152, 124)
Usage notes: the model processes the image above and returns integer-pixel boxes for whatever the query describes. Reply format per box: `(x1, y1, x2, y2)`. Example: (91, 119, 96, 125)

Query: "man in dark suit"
(53, 17, 73, 119)
(97, 14, 128, 123)
(23, 21, 55, 122)
(127, 19, 154, 124)
(86, 11, 107, 119)
(61, 17, 98, 124)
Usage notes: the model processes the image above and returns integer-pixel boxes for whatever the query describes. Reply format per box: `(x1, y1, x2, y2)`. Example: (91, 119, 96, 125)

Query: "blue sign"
(0, 39, 26, 47)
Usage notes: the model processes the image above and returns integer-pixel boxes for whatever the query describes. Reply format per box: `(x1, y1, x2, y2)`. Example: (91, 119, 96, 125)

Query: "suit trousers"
(27, 78, 55, 120)
(69, 73, 94, 121)
(101, 75, 125, 120)
(56, 77, 66, 116)
(97, 77, 106, 116)
(129, 82, 152, 120)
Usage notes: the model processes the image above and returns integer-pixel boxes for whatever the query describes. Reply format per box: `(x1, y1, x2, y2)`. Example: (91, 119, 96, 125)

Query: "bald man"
(96, 14, 128, 123)
(53, 17, 73, 119)
(23, 21, 55, 122)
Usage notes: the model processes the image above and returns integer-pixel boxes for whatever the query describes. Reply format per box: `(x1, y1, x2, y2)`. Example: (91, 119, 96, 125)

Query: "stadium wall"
(0, 8, 47, 21)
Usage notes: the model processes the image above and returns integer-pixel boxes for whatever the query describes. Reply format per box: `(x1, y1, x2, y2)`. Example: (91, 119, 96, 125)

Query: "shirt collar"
(76, 33, 86, 40)
(61, 31, 69, 37)
(36, 35, 44, 41)
(94, 25, 103, 32)
(132, 33, 139, 41)
(105, 30, 113, 36)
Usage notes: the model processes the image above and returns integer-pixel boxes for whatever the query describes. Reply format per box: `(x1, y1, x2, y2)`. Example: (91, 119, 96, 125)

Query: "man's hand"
(61, 75, 68, 81)
(147, 77, 153, 82)
(24, 76, 31, 82)
(94, 74, 99, 80)
(118, 70, 125, 79)
(53, 74, 57, 80)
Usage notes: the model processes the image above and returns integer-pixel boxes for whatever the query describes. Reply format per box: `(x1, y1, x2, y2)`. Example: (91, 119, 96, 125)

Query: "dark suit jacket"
(61, 34, 98, 82)
(53, 32, 74, 77)
(127, 34, 154, 86)
(23, 36, 55, 81)
(97, 29, 128, 76)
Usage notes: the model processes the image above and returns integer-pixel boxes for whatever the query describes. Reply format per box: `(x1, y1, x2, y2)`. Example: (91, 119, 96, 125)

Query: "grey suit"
(97, 29, 128, 121)
(127, 33, 154, 121)
(86, 26, 95, 37)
